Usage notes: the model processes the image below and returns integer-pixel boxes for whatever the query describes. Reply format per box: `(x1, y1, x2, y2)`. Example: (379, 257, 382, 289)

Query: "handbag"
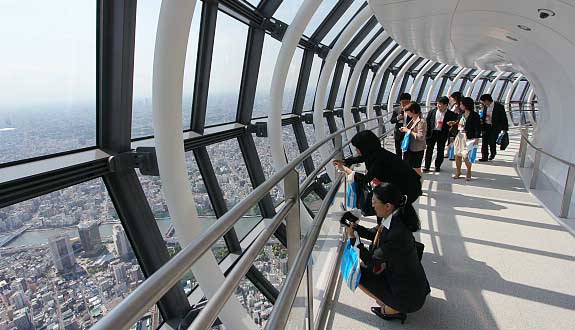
(352, 172, 375, 216)
(345, 172, 359, 209)
(400, 132, 411, 152)
(415, 241, 424, 261)
(340, 234, 362, 291)
(448, 144, 455, 159)
(497, 131, 509, 150)
(467, 143, 479, 163)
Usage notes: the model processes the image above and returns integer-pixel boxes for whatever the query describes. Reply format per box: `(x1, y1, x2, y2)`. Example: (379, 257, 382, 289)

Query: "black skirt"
(405, 150, 424, 168)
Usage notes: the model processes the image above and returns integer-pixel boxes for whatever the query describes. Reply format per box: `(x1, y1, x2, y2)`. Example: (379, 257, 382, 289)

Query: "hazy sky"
(0, 0, 346, 109)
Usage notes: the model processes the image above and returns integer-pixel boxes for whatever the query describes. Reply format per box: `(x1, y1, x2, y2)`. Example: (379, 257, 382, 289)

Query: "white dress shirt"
(485, 103, 494, 125)
(435, 110, 446, 131)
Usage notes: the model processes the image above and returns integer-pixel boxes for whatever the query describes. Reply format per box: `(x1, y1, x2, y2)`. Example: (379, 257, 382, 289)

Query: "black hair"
(437, 96, 450, 105)
(405, 101, 421, 115)
(479, 94, 493, 102)
(461, 97, 475, 112)
(373, 183, 420, 232)
(399, 93, 412, 101)
(450, 91, 462, 104)
(351, 130, 382, 156)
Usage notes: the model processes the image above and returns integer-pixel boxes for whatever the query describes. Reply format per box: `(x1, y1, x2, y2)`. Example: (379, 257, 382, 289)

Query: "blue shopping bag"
(496, 131, 505, 145)
(448, 144, 455, 159)
(340, 237, 361, 291)
(400, 132, 411, 152)
(346, 172, 359, 209)
(467, 145, 479, 163)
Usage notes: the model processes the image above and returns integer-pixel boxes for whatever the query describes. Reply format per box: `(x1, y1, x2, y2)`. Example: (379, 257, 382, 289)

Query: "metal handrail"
(518, 127, 575, 218)
(93, 114, 393, 329)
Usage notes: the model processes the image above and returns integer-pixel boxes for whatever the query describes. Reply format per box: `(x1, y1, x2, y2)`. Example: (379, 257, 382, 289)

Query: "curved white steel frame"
(313, 6, 372, 179)
(151, 1, 256, 329)
(425, 64, 452, 107)
(505, 73, 524, 127)
(268, 0, 321, 182)
(342, 32, 388, 141)
(465, 69, 487, 97)
(527, 87, 536, 125)
(387, 54, 418, 111)
(486, 71, 506, 94)
(446, 67, 470, 97)
(408, 59, 434, 97)
(366, 46, 404, 120)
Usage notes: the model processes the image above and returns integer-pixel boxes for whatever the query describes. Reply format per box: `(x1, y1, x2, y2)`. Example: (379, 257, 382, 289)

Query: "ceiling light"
(517, 25, 532, 31)
(506, 35, 519, 42)
(538, 8, 556, 19)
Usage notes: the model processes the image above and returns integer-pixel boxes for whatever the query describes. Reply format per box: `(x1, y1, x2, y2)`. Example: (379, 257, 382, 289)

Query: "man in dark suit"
(390, 93, 412, 156)
(478, 94, 509, 161)
(423, 96, 458, 172)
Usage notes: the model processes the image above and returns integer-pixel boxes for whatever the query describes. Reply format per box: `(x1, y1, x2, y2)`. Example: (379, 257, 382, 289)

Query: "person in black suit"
(423, 96, 459, 172)
(448, 97, 481, 180)
(478, 94, 509, 161)
(390, 93, 412, 156)
(343, 182, 430, 323)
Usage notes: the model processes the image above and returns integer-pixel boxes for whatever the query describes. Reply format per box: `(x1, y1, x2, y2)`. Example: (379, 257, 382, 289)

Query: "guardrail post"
(306, 259, 314, 330)
(530, 150, 541, 189)
(560, 166, 575, 218)
(285, 170, 301, 269)
(519, 128, 528, 168)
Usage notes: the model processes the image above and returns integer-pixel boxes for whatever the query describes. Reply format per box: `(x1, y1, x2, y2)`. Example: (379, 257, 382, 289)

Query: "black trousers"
(394, 131, 405, 156)
(481, 125, 498, 159)
(424, 130, 448, 170)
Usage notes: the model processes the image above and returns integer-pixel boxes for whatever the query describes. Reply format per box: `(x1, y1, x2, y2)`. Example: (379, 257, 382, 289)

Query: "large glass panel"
(492, 80, 505, 99)
(0, 179, 161, 328)
(322, 0, 365, 46)
(132, 1, 200, 138)
(253, 135, 283, 206)
(302, 122, 323, 168)
(282, 125, 307, 183)
(205, 13, 248, 127)
(253, 37, 302, 118)
(303, 56, 323, 111)
(471, 78, 486, 99)
(381, 74, 395, 104)
(335, 65, 352, 108)
(303, 0, 339, 37)
(274, 0, 305, 24)
(351, 27, 380, 57)
(374, 41, 397, 63)
(0, 1, 96, 164)
(512, 80, 528, 101)
(361, 72, 375, 105)
(403, 75, 415, 98)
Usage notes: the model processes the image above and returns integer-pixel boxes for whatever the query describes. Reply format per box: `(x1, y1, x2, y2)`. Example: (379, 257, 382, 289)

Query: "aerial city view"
(0, 93, 312, 329)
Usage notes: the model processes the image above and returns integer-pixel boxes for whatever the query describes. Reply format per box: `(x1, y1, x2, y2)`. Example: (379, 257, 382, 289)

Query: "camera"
(538, 9, 555, 19)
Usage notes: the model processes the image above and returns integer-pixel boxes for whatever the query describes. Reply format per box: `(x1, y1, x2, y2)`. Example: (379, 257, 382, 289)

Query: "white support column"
(505, 74, 524, 127)
(465, 69, 487, 97)
(409, 59, 434, 96)
(387, 54, 418, 112)
(486, 71, 506, 94)
(342, 32, 388, 139)
(366, 46, 404, 120)
(313, 6, 372, 180)
(425, 64, 451, 107)
(446, 67, 470, 97)
(152, 1, 255, 329)
(527, 87, 536, 125)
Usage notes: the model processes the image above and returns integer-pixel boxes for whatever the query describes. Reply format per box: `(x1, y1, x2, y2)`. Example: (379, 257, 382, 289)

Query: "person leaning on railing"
(341, 182, 431, 323)
(333, 130, 422, 224)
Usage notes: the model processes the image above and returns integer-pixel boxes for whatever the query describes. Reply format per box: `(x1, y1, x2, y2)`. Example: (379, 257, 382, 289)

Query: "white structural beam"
(486, 71, 505, 94)
(366, 46, 404, 120)
(409, 59, 434, 96)
(343, 31, 388, 139)
(425, 64, 451, 107)
(313, 6, 372, 179)
(446, 67, 470, 97)
(387, 54, 418, 111)
(152, 1, 255, 329)
(465, 69, 487, 97)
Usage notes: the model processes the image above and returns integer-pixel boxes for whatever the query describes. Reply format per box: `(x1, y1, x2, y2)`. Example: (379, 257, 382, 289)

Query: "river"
(5, 216, 262, 248)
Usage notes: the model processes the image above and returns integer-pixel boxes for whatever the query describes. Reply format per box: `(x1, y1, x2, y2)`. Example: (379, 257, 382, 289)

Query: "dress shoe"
(478, 158, 489, 162)
(371, 306, 407, 324)
(422, 168, 431, 173)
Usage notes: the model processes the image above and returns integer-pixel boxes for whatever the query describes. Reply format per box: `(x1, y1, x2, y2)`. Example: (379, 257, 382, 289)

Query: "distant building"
(10, 291, 27, 310)
(12, 308, 34, 330)
(48, 234, 76, 273)
(112, 225, 131, 259)
(77, 221, 103, 256)
(112, 263, 127, 285)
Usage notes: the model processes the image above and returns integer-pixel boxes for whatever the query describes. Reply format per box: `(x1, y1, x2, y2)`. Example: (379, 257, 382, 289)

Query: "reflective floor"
(325, 132, 575, 330)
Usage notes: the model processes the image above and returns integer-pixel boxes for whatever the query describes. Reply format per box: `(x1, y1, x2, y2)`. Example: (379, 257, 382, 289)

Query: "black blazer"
(425, 108, 459, 139)
(390, 108, 410, 140)
(482, 101, 509, 132)
(354, 214, 430, 313)
(460, 111, 482, 140)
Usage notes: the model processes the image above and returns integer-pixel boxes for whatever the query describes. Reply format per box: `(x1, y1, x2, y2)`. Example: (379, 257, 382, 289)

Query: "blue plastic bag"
(448, 144, 455, 159)
(346, 173, 359, 209)
(400, 132, 411, 152)
(467, 145, 479, 163)
(340, 238, 361, 291)
(496, 131, 505, 145)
